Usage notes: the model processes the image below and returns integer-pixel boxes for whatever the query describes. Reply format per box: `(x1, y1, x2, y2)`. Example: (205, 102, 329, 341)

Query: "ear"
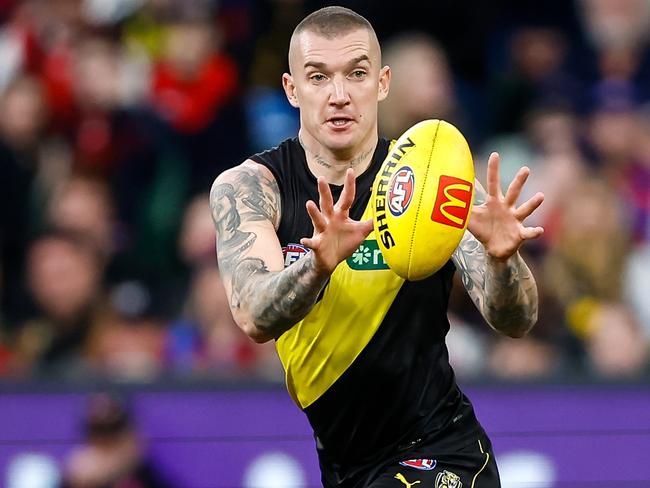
(282, 73, 299, 108)
(377, 65, 391, 102)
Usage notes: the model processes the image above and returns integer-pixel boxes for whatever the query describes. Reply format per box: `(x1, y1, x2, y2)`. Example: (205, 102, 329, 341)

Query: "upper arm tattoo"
(210, 165, 280, 276)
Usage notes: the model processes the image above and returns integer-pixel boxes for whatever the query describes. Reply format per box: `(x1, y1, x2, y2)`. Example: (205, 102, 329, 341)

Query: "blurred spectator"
(584, 302, 649, 378)
(150, 16, 237, 134)
(378, 32, 463, 140)
(600, 94, 650, 243)
(87, 309, 167, 382)
(487, 25, 579, 134)
(61, 392, 173, 488)
(576, 0, 650, 102)
(70, 37, 126, 173)
(146, 9, 246, 195)
(579, 0, 650, 52)
(0, 74, 48, 148)
(586, 79, 641, 173)
(48, 175, 116, 257)
(488, 335, 559, 380)
(57, 35, 154, 181)
(523, 106, 588, 231)
(29, 0, 90, 130)
(10, 231, 107, 378)
(177, 193, 216, 267)
(543, 178, 631, 306)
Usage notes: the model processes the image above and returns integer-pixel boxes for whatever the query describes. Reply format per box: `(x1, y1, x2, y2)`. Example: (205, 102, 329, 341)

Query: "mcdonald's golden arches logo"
(431, 175, 473, 229)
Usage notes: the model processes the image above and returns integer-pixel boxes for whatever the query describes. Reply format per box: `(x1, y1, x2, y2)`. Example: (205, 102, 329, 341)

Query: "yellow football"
(371, 119, 475, 280)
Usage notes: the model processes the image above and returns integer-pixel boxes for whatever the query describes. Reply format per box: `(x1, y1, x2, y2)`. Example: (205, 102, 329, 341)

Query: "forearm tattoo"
(210, 164, 327, 339)
(453, 233, 539, 337)
(230, 252, 328, 338)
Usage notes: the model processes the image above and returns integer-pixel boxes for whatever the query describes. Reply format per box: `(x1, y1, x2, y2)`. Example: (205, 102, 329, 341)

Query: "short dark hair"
(293, 6, 374, 39)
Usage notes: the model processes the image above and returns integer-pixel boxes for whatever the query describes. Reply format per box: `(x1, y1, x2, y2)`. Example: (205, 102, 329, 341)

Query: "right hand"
(301, 168, 374, 275)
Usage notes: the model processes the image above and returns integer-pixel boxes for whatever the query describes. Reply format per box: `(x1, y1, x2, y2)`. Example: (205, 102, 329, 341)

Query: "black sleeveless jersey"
(251, 138, 482, 485)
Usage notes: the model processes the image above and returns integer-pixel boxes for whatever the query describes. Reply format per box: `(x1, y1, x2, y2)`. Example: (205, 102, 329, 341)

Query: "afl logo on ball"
(388, 166, 415, 216)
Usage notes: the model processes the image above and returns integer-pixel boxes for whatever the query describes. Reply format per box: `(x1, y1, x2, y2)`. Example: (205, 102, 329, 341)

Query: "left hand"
(300, 168, 374, 275)
(468, 152, 545, 260)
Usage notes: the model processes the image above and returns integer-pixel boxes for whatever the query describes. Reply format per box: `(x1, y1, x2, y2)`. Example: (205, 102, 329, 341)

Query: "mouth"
(326, 116, 354, 131)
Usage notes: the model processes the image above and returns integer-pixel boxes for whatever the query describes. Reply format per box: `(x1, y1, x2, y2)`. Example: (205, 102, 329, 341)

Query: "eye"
(350, 70, 367, 80)
(310, 73, 327, 83)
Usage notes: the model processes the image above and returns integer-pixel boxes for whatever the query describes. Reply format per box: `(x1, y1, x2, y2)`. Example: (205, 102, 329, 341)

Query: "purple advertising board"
(1, 384, 649, 487)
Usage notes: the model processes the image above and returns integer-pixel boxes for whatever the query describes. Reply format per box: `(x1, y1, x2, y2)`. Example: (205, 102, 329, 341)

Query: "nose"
(330, 79, 350, 106)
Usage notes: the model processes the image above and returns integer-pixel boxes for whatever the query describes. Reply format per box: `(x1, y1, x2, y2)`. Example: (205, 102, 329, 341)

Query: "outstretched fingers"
(317, 177, 334, 216)
(486, 152, 503, 198)
(305, 200, 327, 233)
(505, 166, 530, 206)
(300, 235, 316, 249)
(359, 218, 374, 236)
(521, 225, 544, 240)
(515, 192, 545, 220)
(335, 168, 356, 212)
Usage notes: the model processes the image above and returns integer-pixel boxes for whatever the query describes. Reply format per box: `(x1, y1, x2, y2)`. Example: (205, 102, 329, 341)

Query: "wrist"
(306, 251, 335, 279)
(486, 250, 519, 265)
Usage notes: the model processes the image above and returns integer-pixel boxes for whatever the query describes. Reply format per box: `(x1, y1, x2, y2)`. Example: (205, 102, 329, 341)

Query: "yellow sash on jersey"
(275, 200, 405, 409)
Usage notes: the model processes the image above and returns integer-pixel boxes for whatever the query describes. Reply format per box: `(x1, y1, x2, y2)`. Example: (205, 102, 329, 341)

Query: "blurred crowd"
(6, 392, 174, 488)
(0, 0, 649, 384)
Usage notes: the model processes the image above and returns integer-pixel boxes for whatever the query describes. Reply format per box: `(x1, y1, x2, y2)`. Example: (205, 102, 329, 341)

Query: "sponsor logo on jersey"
(394, 472, 421, 487)
(387, 166, 415, 216)
(435, 469, 462, 488)
(431, 175, 473, 229)
(346, 240, 389, 270)
(282, 243, 310, 267)
(399, 458, 437, 471)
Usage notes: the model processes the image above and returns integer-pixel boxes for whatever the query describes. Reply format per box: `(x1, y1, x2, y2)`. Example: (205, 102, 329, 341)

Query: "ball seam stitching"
(407, 120, 440, 278)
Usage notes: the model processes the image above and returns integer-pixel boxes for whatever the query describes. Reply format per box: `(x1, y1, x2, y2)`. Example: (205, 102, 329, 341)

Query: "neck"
(299, 130, 377, 185)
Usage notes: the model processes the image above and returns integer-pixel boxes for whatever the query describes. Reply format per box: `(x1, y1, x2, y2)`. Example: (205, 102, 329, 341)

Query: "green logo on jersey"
(347, 240, 389, 270)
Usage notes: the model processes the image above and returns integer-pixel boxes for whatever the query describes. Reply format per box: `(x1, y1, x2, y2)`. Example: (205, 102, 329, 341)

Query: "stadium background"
(0, 0, 649, 486)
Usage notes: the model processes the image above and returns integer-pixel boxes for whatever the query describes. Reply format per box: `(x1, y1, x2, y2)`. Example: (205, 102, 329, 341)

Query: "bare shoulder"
(212, 159, 277, 186)
(210, 159, 281, 229)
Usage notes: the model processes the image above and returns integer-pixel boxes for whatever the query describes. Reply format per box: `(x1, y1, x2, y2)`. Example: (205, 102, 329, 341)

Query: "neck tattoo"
(299, 137, 372, 171)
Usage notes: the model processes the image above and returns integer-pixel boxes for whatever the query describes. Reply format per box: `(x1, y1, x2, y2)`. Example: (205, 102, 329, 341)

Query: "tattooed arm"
(452, 231, 539, 338)
(452, 153, 544, 338)
(211, 162, 372, 343)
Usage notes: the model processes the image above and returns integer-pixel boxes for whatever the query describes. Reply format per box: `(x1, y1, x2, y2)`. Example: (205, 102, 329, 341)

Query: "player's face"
(283, 28, 390, 157)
